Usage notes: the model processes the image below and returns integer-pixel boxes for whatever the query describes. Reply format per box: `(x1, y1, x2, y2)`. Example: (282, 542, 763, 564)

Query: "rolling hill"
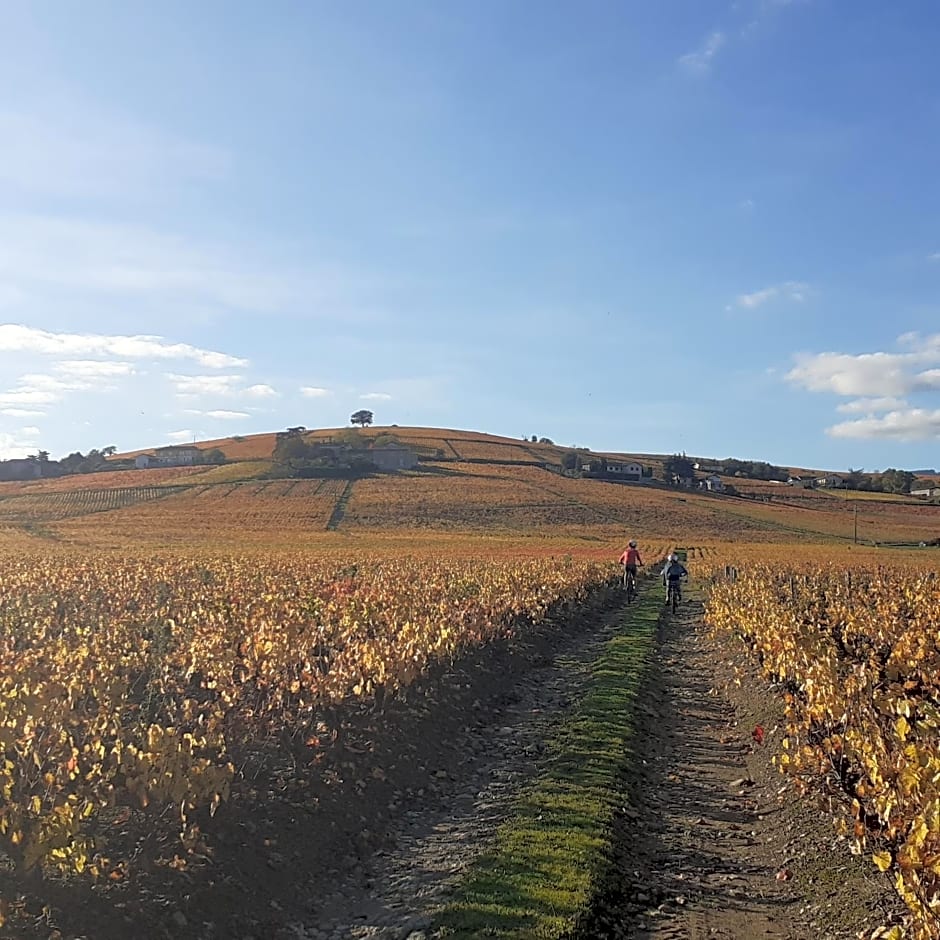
(0, 424, 927, 553)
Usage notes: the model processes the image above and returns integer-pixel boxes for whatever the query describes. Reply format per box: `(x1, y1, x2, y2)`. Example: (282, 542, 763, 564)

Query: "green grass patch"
(435, 590, 660, 938)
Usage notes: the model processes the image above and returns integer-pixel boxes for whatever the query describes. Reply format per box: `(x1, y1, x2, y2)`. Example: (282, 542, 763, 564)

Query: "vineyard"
(0, 486, 175, 524)
(706, 562, 940, 938)
(0, 550, 613, 924)
(2, 424, 940, 935)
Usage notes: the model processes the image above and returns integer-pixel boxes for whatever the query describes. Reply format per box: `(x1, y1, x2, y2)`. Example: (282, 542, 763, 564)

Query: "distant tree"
(273, 436, 312, 463)
(720, 458, 786, 482)
(538, 437, 554, 445)
(530, 435, 538, 443)
(101, 445, 117, 457)
(561, 451, 582, 472)
(203, 448, 226, 464)
(338, 428, 369, 449)
(351, 410, 374, 427)
(31, 450, 50, 463)
(59, 452, 85, 474)
(879, 468, 915, 495)
(663, 454, 695, 482)
(845, 467, 866, 490)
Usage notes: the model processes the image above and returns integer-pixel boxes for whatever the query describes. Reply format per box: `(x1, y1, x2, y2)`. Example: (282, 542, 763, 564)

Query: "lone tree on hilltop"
(351, 409, 374, 427)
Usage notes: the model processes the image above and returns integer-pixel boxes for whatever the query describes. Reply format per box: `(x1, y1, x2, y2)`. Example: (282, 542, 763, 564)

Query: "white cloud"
(244, 384, 278, 398)
(788, 333, 940, 439)
(0, 432, 41, 460)
(740, 199, 755, 211)
(166, 374, 243, 397)
(736, 281, 810, 309)
(787, 351, 913, 397)
(0, 367, 123, 411)
(679, 31, 726, 72)
(0, 324, 245, 368)
(360, 392, 392, 401)
(301, 386, 331, 398)
(0, 408, 45, 417)
(183, 409, 250, 420)
(53, 359, 136, 378)
(928, 252, 940, 263)
(836, 396, 908, 414)
(166, 430, 196, 443)
(828, 409, 940, 441)
(20, 426, 40, 436)
(0, 388, 58, 406)
(787, 337, 940, 399)
(916, 368, 940, 389)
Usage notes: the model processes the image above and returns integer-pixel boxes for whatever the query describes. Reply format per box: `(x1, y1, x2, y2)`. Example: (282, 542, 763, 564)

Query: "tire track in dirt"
(578, 598, 905, 940)
(298, 594, 638, 940)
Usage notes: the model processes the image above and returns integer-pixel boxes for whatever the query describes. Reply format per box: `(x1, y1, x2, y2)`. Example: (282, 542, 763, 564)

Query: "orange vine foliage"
(706, 563, 940, 938)
(0, 551, 611, 877)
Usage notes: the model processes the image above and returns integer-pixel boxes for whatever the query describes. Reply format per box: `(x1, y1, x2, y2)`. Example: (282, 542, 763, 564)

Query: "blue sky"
(2, 1, 940, 471)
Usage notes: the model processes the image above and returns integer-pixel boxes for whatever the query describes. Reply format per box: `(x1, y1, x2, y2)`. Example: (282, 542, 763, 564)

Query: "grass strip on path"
(435, 587, 661, 938)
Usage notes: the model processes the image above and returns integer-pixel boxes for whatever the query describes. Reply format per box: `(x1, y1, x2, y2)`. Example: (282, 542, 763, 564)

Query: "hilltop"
(117, 425, 575, 465)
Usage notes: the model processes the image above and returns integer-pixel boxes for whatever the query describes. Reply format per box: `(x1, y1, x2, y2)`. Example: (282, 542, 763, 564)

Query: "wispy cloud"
(300, 386, 331, 398)
(678, 32, 725, 73)
(360, 392, 393, 401)
(183, 409, 250, 420)
(735, 281, 810, 309)
(0, 324, 245, 368)
(166, 374, 244, 397)
(53, 360, 136, 378)
(836, 396, 908, 414)
(828, 409, 940, 441)
(166, 374, 281, 405)
(0, 106, 227, 200)
(245, 384, 278, 398)
(929, 251, 940, 263)
(0, 214, 388, 323)
(166, 429, 196, 443)
(683, 0, 813, 74)
(788, 332, 940, 440)
(0, 370, 114, 411)
(0, 408, 45, 418)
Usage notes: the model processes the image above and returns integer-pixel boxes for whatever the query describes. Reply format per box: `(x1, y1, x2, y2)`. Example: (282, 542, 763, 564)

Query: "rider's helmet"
(628, 540, 637, 548)
(669, 553, 678, 561)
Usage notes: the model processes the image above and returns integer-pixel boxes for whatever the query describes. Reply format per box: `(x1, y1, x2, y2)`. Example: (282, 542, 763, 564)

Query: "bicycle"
(665, 577, 686, 613)
(622, 565, 638, 603)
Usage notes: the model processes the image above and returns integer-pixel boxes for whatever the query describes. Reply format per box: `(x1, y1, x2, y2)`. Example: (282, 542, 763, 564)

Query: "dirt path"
(299, 598, 632, 940)
(583, 597, 905, 940)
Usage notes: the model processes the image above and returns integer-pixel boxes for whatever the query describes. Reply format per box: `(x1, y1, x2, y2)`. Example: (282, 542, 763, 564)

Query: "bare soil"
(576, 597, 906, 940)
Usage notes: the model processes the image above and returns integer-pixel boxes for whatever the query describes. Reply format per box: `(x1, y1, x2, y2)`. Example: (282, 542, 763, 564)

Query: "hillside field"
(0, 425, 927, 553)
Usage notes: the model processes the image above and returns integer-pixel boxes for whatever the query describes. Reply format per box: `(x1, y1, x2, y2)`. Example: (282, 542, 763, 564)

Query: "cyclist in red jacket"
(618, 540, 643, 591)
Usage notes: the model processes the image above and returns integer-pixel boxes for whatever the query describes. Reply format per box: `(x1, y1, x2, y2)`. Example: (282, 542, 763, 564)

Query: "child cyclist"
(662, 553, 689, 604)
(618, 540, 643, 591)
